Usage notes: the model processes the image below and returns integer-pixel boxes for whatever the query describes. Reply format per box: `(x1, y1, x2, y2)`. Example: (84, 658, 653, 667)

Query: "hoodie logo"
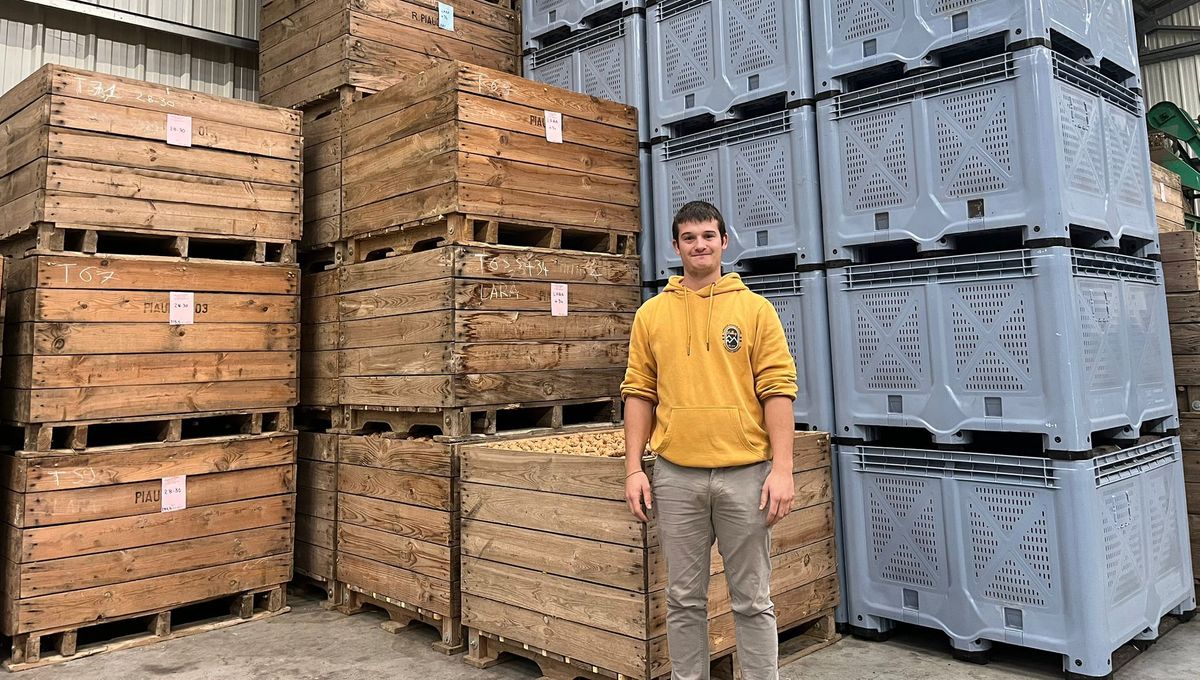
(722, 325, 742, 353)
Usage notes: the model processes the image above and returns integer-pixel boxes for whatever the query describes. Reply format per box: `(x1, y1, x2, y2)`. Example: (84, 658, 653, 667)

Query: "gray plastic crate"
(743, 272, 834, 432)
(639, 147, 655, 283)
(811, 0, 1139, 95)
(651, 107, 822, 277)
(838, 438, 1195, 678)
(524, 14, 651, 144)
(744, 271, 844, 622)
(828, 248, 1177, 453)
(818, 48, 1157, 263)
(646, 0, 814, 135)
(522, 0, 643, 44)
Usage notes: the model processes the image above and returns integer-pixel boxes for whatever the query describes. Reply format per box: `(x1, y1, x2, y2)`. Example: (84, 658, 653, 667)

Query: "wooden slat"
(298, 459, 336, 492)
(338, 492, 453, 545)
(16, 351, 296, 388)
(461, 556, 646, 639)
(11, 495, 295, 562)
(14, 525, 292, 598)
(338, 463, 453, 511)
(11, 435, 295, 492)
(19, 256, 298, 295)
(7, 378, 297, 422)
(298, 431, 339, 463)
(462, 519, 648, 591)
(11, 465, 294, 527)
(461, 483, 644, 547)
(298, 486, 336, 521)
(460, 443, 630, 500)
(340, 340, 628, 375)
(296, 513, 335, 550)
(23, 289, 296, 323)
(336, 552, 453, 616)
(8, 554, 293, 635)
(337, 522, 454, 581)
(337, 435, 452, 476)
(340, 368, 622, 408)
(12, 322, 298, 354)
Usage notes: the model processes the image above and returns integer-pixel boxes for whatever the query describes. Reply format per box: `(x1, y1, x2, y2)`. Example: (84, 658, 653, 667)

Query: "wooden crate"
(1178, 414, 1199, 583)
(0, 65, 301, 249)
(302, 102, 347, 251)
(460, 430, 839, 679)
(259, 0, 519, 110)
(338, 244, 638, 410)
(296, 432, 339, 599)
(0, 432, 296, 668)
(301, 259, 341, 408)
(1152, 164, 1186, 233)
(1162, 231, 1200, 294)
(334, 433, 463, 652)
(0, 253, 299, 436)
(339, 61, 640, 241)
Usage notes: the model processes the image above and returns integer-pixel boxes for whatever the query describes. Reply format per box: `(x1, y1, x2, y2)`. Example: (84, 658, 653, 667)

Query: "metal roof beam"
(1140, 36, 1200, 64)
(15, 0, 256, 52)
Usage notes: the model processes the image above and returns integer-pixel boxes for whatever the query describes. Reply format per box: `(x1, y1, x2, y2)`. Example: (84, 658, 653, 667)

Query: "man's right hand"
(625, 470, 652, 522)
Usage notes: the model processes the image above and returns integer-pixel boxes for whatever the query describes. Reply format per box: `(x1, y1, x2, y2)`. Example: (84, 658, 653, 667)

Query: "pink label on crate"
(167, 114, 192, 147)
(551, 283, 568, 316)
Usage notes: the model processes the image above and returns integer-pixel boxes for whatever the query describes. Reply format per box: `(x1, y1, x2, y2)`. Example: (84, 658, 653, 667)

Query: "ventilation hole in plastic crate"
(1146, 471, 1182, 579)
(845, 109, 912, 211)
(735, 137, 790, 231)
(668, 152, 719, 212)
(871, 476, 942, 589)
(950, 283, 1030, 391)
(837, 0, 894, 41)
(533, 59, 573, 91)
(857, 290, 924, 390)
(934, 87, 1012, 197)
(1104, 106, 1148, 209)
(727, 0, 780, 76)
(1103, 487, 1145, 605)
(664, 8, 711, 95)
(1058, 88, 1105, 197)
(581, 40, 626, 103)
(1077, 281, 1124, 391)
(1126, 285, 1167, 387)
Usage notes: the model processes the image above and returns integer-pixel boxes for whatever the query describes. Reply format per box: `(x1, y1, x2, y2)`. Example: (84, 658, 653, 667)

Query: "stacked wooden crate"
(1153, 164, 1187, 233)
(1164, 229, 1200, 581)
(313, 63, 641, 651)
(0, 65, 301, 669)
(459, 429, 840, 678)
(259, 0, 519, 110)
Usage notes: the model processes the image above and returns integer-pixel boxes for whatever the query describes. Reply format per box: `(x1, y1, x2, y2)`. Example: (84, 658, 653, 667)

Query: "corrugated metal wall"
(1143, 5, 1200, 113)
(0, 0, 258, 102)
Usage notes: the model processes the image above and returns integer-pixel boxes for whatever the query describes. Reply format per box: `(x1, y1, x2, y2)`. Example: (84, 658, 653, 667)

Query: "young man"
(621, 201, 798, 680)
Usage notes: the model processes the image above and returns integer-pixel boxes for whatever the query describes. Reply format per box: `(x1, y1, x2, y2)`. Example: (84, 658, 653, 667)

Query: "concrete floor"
(18, 591, 1197, 680)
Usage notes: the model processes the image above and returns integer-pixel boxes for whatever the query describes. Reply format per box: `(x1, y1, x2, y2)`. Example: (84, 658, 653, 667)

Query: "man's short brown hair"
(672, 201, 727, 241)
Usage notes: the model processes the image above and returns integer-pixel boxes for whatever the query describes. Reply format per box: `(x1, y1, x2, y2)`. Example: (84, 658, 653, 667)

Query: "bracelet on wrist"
(625, 470, 645, 479)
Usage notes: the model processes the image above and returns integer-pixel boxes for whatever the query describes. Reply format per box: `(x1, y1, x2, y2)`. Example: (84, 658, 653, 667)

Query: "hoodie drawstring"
(705, 282, 715, 352)
(683, 287, 693, 356)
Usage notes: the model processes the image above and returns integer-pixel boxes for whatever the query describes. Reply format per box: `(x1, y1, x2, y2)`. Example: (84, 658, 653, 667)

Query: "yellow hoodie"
(620, 273, 798, 468)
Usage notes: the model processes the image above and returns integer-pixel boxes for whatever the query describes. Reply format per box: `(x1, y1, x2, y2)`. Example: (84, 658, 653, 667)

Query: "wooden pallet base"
(6, 408, 293, 453)
(337, 585, 464, 655)
(289, 571, 344, 609)
(341, 213, 637, 264)
(341, 397, 621, 440)
(4, 584, 288, 671)
(465, 607, 839, 680)
(0, 223, 297, 264)
(295, 405, 349, 433)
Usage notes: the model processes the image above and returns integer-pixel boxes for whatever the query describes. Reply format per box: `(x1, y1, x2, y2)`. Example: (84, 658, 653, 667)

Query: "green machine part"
(1147, 101, 1200, 193)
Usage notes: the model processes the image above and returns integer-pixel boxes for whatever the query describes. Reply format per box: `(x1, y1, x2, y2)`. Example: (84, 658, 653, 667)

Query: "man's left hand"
(759, 468, 794, 527)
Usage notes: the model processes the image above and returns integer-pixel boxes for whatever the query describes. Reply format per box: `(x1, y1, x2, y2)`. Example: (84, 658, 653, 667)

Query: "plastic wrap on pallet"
(828, 247, 1178, 453)
(651, 107, 822, 277)
(818, 47, 1158, 263)
(811, 0, 1140, 96)
(524, 14, 651, 145)
(647, 0, 813, 134)
(838, 438, 1195, 677)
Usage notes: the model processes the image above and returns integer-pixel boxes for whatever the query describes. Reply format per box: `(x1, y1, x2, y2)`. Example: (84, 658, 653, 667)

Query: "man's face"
(673, 219, 727, 276)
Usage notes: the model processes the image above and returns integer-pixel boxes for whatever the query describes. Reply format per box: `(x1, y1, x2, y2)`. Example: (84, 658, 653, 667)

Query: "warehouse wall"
(0, 0, 258, 101)
(1142, 5, 1200, 113)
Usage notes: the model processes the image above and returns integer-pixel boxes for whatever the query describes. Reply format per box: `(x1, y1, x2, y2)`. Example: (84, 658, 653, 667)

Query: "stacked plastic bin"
(522, 0, 655, 283)
(814, 2, 1195, 677)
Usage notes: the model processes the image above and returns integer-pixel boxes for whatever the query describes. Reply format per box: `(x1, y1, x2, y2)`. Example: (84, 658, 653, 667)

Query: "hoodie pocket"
(657, 407, 754, 456)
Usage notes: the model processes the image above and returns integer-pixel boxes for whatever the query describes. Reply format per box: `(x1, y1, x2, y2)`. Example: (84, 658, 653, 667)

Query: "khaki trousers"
(652, 457, 777, 680)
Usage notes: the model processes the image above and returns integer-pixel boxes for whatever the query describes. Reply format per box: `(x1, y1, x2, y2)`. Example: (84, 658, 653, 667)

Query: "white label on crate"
(438, 2, 455, 30)
(166, 114, 192, 147)
(169, 291, 194, 325)
(544, 111, 563, 143)
(551, 283, 568, 316)
(161, 475, 186, 512)
(1161, 182, 1169, 203)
